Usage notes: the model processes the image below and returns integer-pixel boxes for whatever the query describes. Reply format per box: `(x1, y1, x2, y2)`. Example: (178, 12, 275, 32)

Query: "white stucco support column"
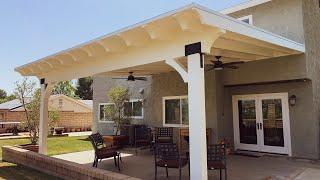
(187, 52, 208, 180)
(39, 80, 54, 155)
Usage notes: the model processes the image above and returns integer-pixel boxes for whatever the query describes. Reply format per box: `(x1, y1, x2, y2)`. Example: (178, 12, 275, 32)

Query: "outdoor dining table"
(0, 121, 20, 135)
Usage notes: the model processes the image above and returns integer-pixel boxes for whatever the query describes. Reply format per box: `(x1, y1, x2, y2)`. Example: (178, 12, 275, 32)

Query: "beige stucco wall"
(227, 0, 305, 43)
(92, 75, 152, 135)
(302, 0, 320, 159)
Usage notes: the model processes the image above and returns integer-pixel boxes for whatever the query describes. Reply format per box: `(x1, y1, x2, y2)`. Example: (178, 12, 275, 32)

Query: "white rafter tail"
(165, 59, 188, 83)
(201, 28, 226, 54)
(99, 35, 128, 53)
(64, 52, 78, 62)
(172, 9, 204, 33)
(118, 27, 151, 47)
(141, 17, 181, 41)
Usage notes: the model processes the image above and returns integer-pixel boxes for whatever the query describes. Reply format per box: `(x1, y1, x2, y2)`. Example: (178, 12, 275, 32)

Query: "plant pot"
(49, 128, 54, 136)
(54, 127, 64, 135)
(17, 144, 39, 153)
(103, 135, 128, 148)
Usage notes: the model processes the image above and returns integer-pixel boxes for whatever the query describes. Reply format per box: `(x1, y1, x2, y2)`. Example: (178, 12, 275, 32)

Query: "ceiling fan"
(112, 72, 147, 81)
(207, 56, 244, 71)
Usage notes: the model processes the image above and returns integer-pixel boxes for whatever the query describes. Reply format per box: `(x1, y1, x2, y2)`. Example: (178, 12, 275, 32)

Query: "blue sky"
(0, 0, 246, 94)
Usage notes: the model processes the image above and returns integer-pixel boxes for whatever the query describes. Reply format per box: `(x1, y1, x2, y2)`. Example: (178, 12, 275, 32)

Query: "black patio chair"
(207, 144, 227, 180)
(154, 127, 173, 144)
(154, 143, 189, 180)
(134, 125, 151, 154)
(88, 133, 121, 171)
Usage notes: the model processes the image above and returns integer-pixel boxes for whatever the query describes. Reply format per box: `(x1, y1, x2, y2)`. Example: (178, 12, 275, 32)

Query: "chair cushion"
(207, 160, 225, 170)
(156, 159, 188, 168)
(97, 147, 118, 159)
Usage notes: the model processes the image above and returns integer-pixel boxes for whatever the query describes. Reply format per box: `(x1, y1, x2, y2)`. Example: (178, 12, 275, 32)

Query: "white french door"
(232, 93, 292, 155)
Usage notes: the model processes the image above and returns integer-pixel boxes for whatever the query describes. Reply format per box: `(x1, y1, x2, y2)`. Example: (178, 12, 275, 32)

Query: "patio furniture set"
(89, 127, 227, 180)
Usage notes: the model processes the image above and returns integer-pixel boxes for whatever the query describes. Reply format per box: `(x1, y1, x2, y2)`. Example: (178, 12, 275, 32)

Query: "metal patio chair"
(154, 127, 173, 144)
(207, 144, 227, 180)
(89, 133, 121, 171)
(154, 143, 189, 180)
(134, 125, 152, 154)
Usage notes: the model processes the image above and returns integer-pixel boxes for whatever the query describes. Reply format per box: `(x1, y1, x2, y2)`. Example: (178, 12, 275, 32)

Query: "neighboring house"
(0, 94, 92, 132)
(91, 0, 320, 160)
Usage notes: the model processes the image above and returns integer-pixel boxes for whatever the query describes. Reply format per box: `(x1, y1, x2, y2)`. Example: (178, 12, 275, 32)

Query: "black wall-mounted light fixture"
(289, 95, 297, 106)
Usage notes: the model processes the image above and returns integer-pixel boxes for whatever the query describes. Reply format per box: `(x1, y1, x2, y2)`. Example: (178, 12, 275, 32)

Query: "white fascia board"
(220, 0, 272, 14)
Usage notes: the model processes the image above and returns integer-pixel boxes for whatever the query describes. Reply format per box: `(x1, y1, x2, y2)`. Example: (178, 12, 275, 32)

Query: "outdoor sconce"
(289, 95, 297, 106)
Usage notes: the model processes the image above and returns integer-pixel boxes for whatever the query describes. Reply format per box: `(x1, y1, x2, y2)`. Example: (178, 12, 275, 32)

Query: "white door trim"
(232, 93, 292, 156)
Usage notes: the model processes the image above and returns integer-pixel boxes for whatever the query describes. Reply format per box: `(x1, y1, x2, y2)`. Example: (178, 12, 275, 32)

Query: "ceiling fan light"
(127, 75, 135, 81)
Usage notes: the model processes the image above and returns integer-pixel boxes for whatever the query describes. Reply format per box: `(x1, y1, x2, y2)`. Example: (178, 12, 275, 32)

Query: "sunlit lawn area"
(0, 136, 92, 159)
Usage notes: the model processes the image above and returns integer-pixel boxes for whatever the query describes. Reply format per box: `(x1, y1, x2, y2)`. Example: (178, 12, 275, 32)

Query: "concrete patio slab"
(52, 149, 320, 180)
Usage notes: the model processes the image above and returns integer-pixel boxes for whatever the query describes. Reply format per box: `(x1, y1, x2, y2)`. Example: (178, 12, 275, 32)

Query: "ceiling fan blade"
(223, 61, 245, 66)
(112, 77, 128, 80)
(224, 65, 239, 69)
(135, 77, 147, 81)
(206, 66, 216, 71)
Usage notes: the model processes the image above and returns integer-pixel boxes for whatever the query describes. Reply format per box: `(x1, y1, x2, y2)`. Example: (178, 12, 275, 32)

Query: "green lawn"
(0, 136, 93, 159)
(0, 161, 61, 180)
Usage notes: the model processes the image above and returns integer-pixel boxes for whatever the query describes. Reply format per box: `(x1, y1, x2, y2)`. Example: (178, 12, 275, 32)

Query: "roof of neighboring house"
(49, 94, 93, 110)
(0, 98, 32, 110)
(220, 0, 272, 14)
(0, 94, 92, 111)
(80, 100, 93, 108)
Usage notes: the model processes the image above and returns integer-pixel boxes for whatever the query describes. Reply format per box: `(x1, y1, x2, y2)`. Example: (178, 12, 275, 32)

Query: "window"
(0, 113, 4, 120)
(163, 96, 188, 127)
(99, 103, 115, 122)
(238, 15, 253, 25)
(124, 99, 144, 119)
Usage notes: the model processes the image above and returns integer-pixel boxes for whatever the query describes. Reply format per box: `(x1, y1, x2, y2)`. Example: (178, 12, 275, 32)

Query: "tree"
(75, 77, 93, 100)
(14, 78, 37, 144)
(0, 89, 7, 99)
(52, 81, 78, 98)
(104, 87, 131, 135)
(0, 94, 16, 104)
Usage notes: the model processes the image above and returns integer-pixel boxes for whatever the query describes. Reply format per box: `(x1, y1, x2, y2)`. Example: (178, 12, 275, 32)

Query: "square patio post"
(39, 79, 53, 155)
(187, 49, 208, 179)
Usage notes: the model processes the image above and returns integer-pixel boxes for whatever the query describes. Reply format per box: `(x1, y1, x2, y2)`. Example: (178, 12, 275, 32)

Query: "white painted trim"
(232, 93, 292, 156)
(220, 0, 272, 14)
(162, 95, 188, 127)
(165, 59, 188, 83)
(238, 15, 253, 25)
(98, 103, 115, 123)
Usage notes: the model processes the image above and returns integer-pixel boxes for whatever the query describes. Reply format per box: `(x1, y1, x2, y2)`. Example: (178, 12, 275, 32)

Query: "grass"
(0, 136, 93, 159)
(0, 161, 61, 180)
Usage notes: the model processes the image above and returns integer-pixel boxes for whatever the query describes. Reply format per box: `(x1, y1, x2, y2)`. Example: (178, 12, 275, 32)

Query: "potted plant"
(103, 87, 131, 147)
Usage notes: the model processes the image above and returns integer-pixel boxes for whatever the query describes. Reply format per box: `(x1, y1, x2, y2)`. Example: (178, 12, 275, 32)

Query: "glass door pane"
(238, 100, 257, 144)
(262, 99, 284, 147)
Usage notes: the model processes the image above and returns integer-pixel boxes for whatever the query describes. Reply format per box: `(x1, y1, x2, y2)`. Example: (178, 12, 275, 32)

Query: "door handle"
(259, 123, 263, 130)
(257, 123, 260, 130)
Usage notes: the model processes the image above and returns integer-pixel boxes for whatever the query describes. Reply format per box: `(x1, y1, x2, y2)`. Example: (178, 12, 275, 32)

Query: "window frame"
(98, 103, 115, 123)
(125, 99, 144, 119)
(238, 15, 253, 25)
(162, 95, 188, 128)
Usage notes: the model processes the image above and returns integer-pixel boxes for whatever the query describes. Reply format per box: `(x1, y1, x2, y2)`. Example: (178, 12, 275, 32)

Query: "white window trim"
(126, 99, 144, 119)
(238, 15, 253, 25)
(162, 95, 188, 128)
(98, 103, 114, 123)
